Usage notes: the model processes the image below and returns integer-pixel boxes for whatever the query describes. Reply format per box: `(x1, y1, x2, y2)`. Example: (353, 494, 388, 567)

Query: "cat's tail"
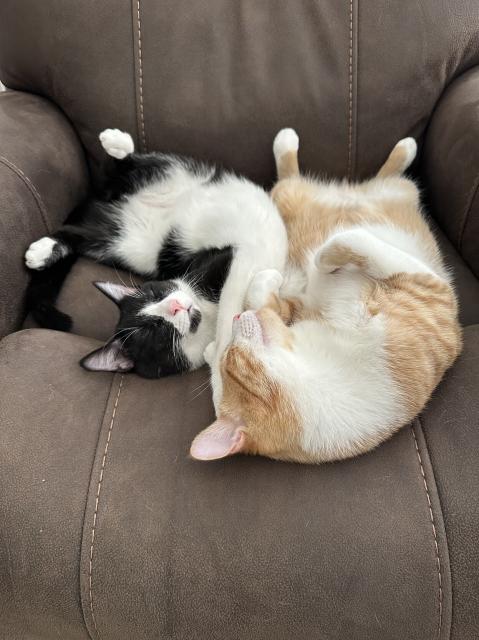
(273, 128, 300, 180)
(376, 138, 417, 178)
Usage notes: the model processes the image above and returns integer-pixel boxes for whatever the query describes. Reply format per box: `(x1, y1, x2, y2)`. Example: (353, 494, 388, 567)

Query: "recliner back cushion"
(0, 0, 478, 183)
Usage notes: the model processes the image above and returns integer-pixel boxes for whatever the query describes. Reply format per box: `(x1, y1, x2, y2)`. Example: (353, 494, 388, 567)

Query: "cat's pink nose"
(169, 299, 187, 315)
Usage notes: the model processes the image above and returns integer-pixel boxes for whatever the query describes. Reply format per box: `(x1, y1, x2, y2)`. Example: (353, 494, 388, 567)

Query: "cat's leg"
(273, 128, 300, 180)
(246, 269, 283, 309)
(316, 228, 435, 280)
(203, 341, 216, 367)
(246, 269, 305, 324)
(208, 266, 283, 413)
(377, 138, 417, 178)
(25, 225, 90, 270)
(99, 128, 135, 160)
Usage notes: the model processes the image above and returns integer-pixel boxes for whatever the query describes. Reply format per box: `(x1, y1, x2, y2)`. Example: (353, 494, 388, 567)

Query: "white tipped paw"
(396, 137, 417, 167)
(247, 269, 284, 310)
(273, 128, 299, 160)
(99, 128, 135, 159)
(203, 341, 216, 367)
(25, 237, 58, 269)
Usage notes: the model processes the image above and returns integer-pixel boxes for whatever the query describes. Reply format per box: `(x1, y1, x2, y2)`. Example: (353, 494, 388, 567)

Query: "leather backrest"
(0, 0, 478, 184)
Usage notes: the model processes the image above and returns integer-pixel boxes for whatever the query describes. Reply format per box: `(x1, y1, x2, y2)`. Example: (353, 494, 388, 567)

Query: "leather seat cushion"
(0, 327, 454, 639)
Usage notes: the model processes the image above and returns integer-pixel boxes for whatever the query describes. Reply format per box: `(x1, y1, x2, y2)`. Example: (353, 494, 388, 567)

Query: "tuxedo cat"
(25, 129, 288, 378)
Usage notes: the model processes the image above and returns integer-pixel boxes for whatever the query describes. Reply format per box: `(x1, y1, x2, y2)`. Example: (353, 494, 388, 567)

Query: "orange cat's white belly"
(286, 317, 405, 460)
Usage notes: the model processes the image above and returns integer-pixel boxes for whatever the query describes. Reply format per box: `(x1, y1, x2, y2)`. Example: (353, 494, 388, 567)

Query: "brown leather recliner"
(1, 2, 478, 639)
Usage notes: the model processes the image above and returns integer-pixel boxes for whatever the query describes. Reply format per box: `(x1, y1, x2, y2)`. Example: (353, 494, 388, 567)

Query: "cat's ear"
(190, 416, 246, 460)
(93, 281, 136, 305)
(80, 339, 134, 372)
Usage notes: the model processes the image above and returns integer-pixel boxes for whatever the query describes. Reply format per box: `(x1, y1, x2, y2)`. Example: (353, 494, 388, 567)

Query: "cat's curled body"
(25, 129, 288, 378)
(191, 129, 462, 463)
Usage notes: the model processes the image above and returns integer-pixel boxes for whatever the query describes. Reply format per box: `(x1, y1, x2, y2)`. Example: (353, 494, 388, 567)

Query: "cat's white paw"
(203, 341, 216, 367)
(273, 128, 299, 161)
(247, 269, 284, 310)
(25, 237, 58, 269)
(99, 128, 135, 159)
(395, 137, 417, 166)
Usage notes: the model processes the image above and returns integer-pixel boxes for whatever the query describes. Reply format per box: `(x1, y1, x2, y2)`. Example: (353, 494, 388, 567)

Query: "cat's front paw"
(247, 269, 284, 310)
(99, 128, 135, 159)
(203, 341, 216, 367)
(25, 237, 62, 270)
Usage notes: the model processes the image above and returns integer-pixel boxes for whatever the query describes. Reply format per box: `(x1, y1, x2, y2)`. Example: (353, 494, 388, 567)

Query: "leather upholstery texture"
(423, 67, 479, 278)
(0, 2, 479, 639)
(0, 328, 458, 640)
(1, 0, 479, 184)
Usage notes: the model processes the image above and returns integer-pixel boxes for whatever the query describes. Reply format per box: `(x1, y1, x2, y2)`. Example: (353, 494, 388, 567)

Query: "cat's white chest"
(109, 167, 203, 275)
(110, 194, 175, 274)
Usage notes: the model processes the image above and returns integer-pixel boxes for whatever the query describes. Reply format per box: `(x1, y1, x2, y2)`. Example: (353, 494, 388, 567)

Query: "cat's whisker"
(188, 380, 211, 403)
(190, 378, 211, 395)
(113, 265, 130, 290)
(110, 326, 138, 341)
(119, 328, 140, 349)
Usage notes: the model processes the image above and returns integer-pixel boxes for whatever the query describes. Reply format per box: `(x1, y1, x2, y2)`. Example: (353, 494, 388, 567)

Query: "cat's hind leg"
(316, 228, 434, 280)
(99, 128, 135, 159)
(273, 128, 300, 180)
(377, 138, 417, 178)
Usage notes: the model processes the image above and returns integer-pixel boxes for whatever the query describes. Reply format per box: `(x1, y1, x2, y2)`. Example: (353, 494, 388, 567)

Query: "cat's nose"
(169, 299, 188, 315)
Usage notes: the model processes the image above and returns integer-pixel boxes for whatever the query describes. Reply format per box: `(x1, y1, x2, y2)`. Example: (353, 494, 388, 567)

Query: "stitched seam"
(136, 0, 147, 151)
(347, 0, 354, 181)
(411, 423, 443, 639)
(0, 155, 51, 233)
(458, 172, 479, 252)
(88, 375, 124, 639)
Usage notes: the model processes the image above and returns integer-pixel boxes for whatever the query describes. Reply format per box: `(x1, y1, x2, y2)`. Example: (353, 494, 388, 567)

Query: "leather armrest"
(418, 324, 479, 639)
(422, 66, 479, 278)
(0, 90, 88, 337)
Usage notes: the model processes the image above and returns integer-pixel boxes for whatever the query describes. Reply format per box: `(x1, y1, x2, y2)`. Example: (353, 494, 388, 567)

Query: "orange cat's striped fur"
(191, 130, 462, 463)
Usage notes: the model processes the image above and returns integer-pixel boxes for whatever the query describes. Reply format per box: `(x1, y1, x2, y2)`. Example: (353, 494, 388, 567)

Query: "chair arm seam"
(0, 154, 51, 234)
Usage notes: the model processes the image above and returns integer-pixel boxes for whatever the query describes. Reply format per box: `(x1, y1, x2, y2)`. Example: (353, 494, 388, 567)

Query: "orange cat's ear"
(190, 417, 245, 461)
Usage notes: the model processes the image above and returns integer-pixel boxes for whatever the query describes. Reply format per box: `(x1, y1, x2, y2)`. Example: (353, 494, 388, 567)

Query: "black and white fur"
(25, 129, 288, 383)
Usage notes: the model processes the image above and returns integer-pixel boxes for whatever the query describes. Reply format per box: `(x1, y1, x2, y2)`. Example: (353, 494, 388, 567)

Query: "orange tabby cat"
(191, 129, 462, 463)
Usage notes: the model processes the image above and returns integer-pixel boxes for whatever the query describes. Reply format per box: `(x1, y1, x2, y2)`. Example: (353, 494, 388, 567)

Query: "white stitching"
(88, 375, 124, 639)
(347, 0, 354, 181)
(411, 424, 443, 639)
(136, 0, 147, 151)
(0, 154, 51, 233)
